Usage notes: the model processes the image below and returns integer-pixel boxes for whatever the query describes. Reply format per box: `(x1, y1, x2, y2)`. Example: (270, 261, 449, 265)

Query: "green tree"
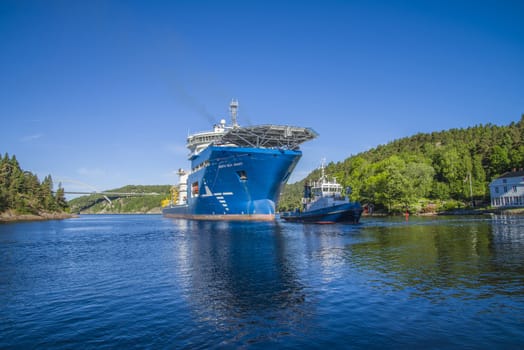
(509, 145, 524, 169)
(0, 187, 7, 212)
(489, 145, 510, 177)
(404, 161, 435, 199)
(40, 175, 57, 211)
(363, 156, 410, 212)
(55, 182, 68, 210)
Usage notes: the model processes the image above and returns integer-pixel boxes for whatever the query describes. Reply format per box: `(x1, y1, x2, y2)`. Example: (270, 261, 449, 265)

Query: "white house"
(489, 170, 524, 207)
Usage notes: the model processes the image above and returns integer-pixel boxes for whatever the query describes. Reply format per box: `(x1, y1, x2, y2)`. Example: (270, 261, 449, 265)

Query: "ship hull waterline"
(163, 209, 275, 222)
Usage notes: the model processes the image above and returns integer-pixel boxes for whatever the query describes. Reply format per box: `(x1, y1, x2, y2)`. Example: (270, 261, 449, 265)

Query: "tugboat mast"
(320, 158, 327, 183)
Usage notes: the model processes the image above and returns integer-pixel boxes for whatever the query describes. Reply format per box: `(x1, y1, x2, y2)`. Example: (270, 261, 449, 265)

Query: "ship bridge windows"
(319, 184, 342, 196)
(192, 160, 210, 172)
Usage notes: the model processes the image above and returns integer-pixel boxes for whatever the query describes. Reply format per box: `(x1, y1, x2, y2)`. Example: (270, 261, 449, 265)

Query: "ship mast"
(320, 158, 327, 183)
(229, 99, 239, 127)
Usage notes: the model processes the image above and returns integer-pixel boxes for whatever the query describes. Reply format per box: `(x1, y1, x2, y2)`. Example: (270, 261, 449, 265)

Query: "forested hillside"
(4, 116, 522, 218)
(0, 153, 68, 216)
(279, 116, 524, 214)
(68, 185, 171, 214)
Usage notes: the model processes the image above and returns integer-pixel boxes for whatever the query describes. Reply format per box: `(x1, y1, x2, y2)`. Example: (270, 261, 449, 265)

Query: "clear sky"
(1, 0, 523, 194)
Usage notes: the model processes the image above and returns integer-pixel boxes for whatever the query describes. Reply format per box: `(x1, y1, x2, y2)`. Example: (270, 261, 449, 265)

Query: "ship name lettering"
(218, 161, 243, 169)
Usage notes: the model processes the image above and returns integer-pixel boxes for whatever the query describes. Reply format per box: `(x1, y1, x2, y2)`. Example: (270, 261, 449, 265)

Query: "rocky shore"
(0, 210, 77, 223)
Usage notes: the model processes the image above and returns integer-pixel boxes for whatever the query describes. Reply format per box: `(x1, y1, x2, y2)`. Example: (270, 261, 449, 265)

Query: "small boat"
(281, 161, 363, 224)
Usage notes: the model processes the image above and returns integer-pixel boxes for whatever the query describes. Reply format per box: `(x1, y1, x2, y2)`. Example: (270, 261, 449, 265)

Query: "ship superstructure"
(162, 100, 317, 221)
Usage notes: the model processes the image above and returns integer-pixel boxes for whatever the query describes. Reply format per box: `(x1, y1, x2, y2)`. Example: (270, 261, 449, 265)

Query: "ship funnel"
(229, 99, 239, 127)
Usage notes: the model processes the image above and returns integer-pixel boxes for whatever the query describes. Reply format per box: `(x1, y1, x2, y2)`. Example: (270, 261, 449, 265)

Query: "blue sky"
(1, 0, 523, 194)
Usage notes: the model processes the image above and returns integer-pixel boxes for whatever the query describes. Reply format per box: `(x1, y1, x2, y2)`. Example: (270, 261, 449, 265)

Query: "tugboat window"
(237, 170, 248, 181)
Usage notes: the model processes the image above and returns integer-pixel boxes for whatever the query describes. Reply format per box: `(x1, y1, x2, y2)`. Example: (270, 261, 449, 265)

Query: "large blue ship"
(162, 100, 317, 221)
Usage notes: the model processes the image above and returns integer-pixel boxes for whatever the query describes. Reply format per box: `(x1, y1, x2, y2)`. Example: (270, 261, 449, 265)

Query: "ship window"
(192, 182, 199, 195)
(237, 170, 248, 181)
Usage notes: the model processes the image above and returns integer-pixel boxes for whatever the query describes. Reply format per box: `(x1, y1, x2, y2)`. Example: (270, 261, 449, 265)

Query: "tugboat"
(281, 161, 363, 224)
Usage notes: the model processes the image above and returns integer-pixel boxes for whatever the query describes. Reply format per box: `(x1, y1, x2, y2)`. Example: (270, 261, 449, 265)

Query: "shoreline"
(363, 207, 524, 217)
(0, 211, 78, 223)
(438, 207, 524, 216)
(4, 208, 522, 223)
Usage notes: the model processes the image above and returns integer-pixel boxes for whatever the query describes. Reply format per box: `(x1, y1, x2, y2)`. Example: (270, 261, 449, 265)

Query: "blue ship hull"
(281, 202, 363, 224)
(163, 146, 302, 221)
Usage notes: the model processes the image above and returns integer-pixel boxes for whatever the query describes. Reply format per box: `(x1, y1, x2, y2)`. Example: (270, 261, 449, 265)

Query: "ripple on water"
(1, 215, 523, 348)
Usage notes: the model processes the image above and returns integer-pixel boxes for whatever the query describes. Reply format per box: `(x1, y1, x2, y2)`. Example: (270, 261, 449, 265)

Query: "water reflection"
(491, 215, 524, 255)
(300, 223, 363, 283)
(487, 215, 524, 291)
(349, 216, 524, 299)
(166, 216, 524, 347)
(169, 220, 310, 344)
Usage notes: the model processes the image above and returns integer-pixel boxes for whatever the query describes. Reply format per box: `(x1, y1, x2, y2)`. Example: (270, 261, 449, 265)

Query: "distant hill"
(278, 115, 524, 214)
(68, 185, 171, 214)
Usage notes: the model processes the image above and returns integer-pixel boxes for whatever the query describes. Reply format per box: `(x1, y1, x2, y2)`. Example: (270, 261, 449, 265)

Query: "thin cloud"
(20, 133, 43, 142)
(77, 167, 107, 177)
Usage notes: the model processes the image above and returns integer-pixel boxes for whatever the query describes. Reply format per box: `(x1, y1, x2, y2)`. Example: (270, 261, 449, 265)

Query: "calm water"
(1, 215, 523, 349)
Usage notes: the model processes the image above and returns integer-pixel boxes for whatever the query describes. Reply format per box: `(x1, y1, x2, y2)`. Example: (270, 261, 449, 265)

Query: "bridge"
(56, 178, 164, 205)
(60, 191, 161, 205)
(63, 191, 160, 196)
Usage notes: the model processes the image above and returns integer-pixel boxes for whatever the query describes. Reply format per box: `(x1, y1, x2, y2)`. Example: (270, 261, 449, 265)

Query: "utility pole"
(468, 172, 474, 207)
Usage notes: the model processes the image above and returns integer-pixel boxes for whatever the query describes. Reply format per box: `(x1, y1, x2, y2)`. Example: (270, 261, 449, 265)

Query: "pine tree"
(55, 182, 68, 210)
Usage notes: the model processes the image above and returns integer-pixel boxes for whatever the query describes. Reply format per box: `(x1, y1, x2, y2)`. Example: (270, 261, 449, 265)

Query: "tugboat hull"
(281, 202, 363, 224)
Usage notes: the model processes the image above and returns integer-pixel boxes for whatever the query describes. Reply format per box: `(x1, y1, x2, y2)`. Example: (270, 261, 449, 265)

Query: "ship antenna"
(229, 99, 239, 127)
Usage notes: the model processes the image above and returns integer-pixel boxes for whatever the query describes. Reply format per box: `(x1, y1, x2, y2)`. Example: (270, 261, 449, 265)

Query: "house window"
(504, 186, 508, 192)
(495, 187, 499, 193)
(513, 185, 517, 192)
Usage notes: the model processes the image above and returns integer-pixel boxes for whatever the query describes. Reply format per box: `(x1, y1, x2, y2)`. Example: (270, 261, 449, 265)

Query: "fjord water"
(1, 215, 523, 349)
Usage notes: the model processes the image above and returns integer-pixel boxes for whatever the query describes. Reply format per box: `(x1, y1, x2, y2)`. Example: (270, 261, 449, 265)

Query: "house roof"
(497, 170, 524, 179)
